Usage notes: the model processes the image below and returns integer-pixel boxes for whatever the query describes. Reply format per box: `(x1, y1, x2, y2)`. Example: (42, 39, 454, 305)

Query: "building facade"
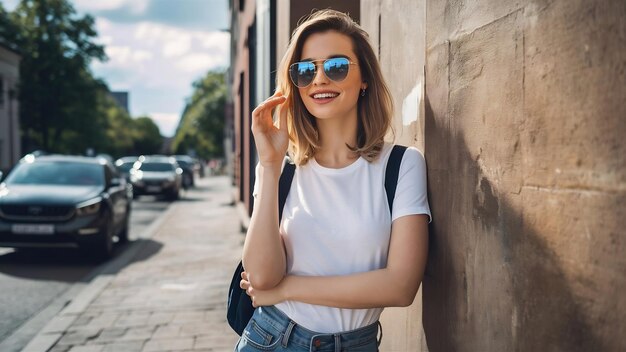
(0, 43, 21, 174)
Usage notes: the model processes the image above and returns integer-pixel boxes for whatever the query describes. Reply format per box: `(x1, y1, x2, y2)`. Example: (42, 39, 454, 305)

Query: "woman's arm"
(242, 93, 290, 290)
(243, 214, 429, 308)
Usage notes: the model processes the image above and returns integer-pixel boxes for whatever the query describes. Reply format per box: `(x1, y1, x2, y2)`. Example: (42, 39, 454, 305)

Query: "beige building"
(0, 43, 21, 174)
(228, 0, 626, 350)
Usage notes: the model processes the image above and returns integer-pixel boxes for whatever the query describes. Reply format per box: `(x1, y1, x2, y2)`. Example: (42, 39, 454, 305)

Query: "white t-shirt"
(252, 143, 431, 333)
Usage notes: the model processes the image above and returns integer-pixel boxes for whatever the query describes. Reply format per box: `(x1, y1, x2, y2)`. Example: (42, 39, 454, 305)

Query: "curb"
(13, 203, 179, 352)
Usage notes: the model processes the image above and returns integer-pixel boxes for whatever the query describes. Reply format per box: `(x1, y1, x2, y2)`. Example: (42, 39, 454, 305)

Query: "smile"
(313, 92, 339, 99)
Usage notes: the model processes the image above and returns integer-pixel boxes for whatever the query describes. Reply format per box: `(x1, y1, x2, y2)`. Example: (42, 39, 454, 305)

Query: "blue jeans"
(234, 306, 382, 351)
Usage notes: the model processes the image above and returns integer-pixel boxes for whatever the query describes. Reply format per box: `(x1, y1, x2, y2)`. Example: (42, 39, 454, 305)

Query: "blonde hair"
(276, 9, 394, 165)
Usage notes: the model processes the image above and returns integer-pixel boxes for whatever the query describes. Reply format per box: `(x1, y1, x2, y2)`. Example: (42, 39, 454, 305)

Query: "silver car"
(130, 157, 183, 201)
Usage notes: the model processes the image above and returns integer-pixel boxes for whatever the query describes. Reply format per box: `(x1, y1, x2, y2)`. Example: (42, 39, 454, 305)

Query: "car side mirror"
(0, 171, 3, 182)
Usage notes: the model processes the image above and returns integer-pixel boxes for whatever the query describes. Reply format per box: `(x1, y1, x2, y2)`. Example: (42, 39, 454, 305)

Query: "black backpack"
(227, 145, 408, 335)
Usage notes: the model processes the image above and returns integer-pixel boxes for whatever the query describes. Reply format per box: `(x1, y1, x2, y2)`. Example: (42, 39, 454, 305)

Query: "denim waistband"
(254, 305, 381, 351)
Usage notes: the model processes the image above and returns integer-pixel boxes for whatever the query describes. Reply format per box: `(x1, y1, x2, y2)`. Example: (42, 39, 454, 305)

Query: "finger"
(252, 96, 287, 122)
(277, 95, 290, 130)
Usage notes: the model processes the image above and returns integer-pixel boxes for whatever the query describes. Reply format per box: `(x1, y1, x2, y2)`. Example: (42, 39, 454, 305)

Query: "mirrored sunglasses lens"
(290, 62, 315, 87)
(324, 58, 350, 82)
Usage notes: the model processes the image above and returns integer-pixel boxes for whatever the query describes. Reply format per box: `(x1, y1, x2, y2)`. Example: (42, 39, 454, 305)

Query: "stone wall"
(361, 0, 626, 350)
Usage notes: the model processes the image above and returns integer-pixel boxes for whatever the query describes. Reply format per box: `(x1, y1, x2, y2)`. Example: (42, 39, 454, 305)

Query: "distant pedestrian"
(236, 9, 431, 351)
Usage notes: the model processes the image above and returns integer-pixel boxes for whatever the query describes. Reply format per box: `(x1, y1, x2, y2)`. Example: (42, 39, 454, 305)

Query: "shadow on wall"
(420, 95, 608, 352)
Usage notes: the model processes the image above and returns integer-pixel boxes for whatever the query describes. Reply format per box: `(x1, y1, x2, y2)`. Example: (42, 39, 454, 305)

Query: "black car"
(0, 155, 132, 260)
(173, 155, 195, 189)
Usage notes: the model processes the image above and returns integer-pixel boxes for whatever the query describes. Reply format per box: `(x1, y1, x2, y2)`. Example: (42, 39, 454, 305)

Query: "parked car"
(173, 155, 195, 189)
(115, 156, 140, 181)
(130, 157, 182, 200)
(0, 155, 132, 260)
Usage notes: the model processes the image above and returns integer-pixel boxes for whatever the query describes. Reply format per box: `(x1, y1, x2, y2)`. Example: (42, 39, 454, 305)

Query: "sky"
(3, 0, 230, 137)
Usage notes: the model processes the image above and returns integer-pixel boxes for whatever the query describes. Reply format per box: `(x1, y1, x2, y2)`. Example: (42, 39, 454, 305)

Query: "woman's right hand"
(251, 91, 290, 169)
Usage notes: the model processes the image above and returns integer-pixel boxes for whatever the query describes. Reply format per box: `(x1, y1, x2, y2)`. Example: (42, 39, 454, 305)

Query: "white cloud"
(148, 113, 181, 136)
(132, 50, 153, 63)
(99, 35, 114, 45)
(89, 17, 229, 137)
(163, 35, 192, 58)
(105, 46, 152, 65)
(176, 53, 223, 73)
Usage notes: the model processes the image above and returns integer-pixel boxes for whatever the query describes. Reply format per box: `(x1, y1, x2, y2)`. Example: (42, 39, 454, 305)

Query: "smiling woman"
(233, 9, 431, 352)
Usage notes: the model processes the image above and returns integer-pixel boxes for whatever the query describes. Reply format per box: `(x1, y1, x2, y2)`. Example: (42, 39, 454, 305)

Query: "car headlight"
(76, 197, 102, 216)
(130, 170, 143, 182)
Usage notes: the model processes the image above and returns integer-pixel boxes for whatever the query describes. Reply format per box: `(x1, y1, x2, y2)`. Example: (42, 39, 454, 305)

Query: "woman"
(236, 9, 431, 351)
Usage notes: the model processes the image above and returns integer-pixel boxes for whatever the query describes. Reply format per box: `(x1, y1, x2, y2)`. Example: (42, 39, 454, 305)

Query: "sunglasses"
(289, 57, 358, 88)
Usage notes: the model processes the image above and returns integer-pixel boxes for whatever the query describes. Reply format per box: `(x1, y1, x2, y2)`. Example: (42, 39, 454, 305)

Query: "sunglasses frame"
(289, 57, 358, 88)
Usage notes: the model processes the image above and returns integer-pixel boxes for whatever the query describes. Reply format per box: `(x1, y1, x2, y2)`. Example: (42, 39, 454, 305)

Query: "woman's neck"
(314, 114, 359, 168)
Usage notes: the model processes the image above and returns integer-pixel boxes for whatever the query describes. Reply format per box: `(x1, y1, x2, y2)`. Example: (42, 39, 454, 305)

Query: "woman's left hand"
(240, 271, 286, 307)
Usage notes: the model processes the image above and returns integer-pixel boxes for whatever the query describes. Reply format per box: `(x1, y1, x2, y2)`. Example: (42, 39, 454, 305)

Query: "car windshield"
(5, 161, 104, 186)
(176, 160, 190, 167)
(117, 162, 135, 172)
(138, 162, 174, 172)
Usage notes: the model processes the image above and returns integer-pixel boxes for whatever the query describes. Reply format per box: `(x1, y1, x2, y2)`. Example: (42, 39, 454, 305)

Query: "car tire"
(118, 207, 131, 243)
(84, 212, 114, 261)
(168, 188, 180, 201)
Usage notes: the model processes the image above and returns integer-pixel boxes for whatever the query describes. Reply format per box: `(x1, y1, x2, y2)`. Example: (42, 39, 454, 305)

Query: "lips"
(310, 91, 340, 104)
(312, 92, 339, 99)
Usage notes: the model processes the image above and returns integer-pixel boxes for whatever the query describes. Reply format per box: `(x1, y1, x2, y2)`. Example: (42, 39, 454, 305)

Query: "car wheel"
(168, 188, 180, 201)
(84, 212, 114, 261)
(118, 208, 131, 243)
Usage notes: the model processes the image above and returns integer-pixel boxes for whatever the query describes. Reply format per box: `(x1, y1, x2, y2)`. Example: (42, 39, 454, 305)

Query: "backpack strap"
(278, 162, 296, 222)
(385, 145, 408, 215)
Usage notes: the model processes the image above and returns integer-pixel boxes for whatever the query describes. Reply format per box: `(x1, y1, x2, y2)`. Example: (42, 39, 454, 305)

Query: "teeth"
(313, 93, 338, 99)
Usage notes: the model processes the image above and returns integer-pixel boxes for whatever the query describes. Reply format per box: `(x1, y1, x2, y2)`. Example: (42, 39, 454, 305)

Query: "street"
(0, 195, 172, 346)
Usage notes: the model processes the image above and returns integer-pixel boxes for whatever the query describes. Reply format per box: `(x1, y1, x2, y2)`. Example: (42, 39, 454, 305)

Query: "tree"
(7, 0, 107, 153)
(132, 116, 163, 155)
(172, 70, 227, 159)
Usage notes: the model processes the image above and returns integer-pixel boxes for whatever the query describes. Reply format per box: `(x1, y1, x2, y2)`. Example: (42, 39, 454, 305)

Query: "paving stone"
(70, 315, 93, 328)
(178, 323, 214, 337)
(119, 325, 157, 341)
(49, 345, 71, 352)
(67, 345, 105, 352)
(102, 340, 145, 352)
(56, 329, 101, 346)
(93, 327, 127, 344)
(152, 325, 181, 339)
(142, 337, 194, 352)
(147, 312, 175, 325)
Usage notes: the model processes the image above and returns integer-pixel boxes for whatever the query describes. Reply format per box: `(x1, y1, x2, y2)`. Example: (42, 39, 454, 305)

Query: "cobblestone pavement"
(23, 176, 243, 352)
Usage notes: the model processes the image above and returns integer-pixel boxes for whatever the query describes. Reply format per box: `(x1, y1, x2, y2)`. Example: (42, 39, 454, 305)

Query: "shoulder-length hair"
(275, 9, 394, 165)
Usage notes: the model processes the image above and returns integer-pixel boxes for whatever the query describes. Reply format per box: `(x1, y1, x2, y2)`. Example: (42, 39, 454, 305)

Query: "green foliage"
(3, 0, 163, 159)
(132, 116, 163, 155)
(6, 0, 107, 153)
(171, 70, 227, 159)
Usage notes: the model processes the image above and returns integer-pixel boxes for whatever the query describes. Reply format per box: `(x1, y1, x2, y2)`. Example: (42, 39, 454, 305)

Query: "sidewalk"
(23, 176, 242, 352)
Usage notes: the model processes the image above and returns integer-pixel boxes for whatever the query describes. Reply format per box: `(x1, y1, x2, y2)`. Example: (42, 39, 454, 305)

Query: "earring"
(361, 88, 366, 96)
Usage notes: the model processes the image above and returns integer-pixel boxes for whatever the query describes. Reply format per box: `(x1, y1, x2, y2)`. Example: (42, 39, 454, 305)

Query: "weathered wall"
(364, 0, 626, 350)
